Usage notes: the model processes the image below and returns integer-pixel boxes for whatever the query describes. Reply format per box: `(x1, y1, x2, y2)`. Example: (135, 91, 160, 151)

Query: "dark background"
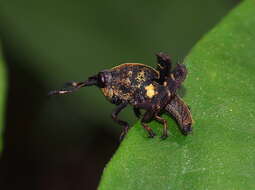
(0, 0, 238, 189)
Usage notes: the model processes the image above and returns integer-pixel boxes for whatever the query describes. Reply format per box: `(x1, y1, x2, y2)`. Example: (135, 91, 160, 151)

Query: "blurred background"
(0, 0, 238, 189)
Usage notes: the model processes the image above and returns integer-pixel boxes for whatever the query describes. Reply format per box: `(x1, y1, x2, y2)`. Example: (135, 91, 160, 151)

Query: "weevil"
(49, 53, 193, 140)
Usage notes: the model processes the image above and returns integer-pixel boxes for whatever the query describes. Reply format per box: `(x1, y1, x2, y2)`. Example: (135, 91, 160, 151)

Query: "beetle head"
(67, 70, 112, 88)
(96, 70, 112, 88)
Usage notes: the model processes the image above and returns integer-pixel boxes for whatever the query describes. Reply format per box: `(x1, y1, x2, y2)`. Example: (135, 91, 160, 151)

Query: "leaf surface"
(99, 1, 255, 189)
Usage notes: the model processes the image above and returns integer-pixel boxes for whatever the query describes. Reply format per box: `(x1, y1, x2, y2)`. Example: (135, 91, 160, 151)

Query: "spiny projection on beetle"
(49, 53, 193, 140)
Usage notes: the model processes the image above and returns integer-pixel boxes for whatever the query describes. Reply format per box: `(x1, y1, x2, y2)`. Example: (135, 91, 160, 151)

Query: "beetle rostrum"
(49, 53, 193, 140)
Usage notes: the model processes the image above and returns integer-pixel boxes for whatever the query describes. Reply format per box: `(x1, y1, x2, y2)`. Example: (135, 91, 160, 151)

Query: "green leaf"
(99, 1, 255, 189)
(0, 44, 7, 154)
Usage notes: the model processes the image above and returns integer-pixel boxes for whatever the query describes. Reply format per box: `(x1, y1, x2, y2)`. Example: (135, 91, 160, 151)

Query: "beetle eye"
(98, 73, 106, 88)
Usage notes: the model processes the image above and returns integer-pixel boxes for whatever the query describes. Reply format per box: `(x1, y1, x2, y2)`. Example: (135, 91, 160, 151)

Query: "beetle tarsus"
(160, 134, 168, 140)
(148, 131, 156, 138)
(142, 122, 156, 138)
(119, 126, 129, 141)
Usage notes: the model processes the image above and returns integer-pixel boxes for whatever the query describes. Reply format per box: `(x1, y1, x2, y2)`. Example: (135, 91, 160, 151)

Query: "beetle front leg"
(111, 102, 129, 140)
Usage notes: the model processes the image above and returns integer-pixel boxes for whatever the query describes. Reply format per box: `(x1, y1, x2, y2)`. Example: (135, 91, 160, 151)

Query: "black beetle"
(49, 53, 193, 140)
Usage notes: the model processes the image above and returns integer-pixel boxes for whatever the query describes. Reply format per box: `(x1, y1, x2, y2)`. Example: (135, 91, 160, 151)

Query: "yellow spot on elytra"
(145, 84, 157, 98)
(136, 71, 145, 82)
(135, 71, 146, 88)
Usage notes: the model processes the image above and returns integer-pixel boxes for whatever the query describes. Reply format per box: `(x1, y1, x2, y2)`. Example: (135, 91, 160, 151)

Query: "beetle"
(49, 53, 193, 140)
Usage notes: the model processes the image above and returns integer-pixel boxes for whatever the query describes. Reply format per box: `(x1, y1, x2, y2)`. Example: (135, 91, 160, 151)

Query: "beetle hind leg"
(155, 115, 168, 139)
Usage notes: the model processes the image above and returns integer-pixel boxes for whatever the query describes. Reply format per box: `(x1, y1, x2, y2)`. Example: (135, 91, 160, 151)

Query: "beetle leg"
(111, 102, 129, 141)
(134, 103, 156, 137)
(155, 115, 168, 139)
(142, 123, 156, 138)
(141, 110, 156, 138)
(151, 88, 172, 139)
(156, 52, 172, 84)
(136, 87, 171, 138)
